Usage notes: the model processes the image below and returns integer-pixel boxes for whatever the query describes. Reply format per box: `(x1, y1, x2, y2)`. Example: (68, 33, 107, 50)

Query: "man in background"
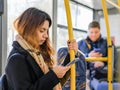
(78, 21, 107, 90)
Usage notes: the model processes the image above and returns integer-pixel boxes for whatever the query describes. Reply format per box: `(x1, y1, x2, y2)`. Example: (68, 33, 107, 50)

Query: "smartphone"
(66, 58, 79, 66)
(94, 48, 102, 53)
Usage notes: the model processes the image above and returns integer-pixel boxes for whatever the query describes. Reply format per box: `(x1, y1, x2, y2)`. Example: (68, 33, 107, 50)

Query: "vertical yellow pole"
(118, 0, 120, 6)
(64, 0, 76, 90)
(101, 0, 113, 90)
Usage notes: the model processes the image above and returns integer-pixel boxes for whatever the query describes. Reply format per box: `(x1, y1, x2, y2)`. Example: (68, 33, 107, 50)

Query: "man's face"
(88, 27, 100, 42)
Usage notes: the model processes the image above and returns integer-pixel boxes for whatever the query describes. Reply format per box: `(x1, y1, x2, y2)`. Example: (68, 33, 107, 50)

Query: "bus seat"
(97, 82, 120, 90)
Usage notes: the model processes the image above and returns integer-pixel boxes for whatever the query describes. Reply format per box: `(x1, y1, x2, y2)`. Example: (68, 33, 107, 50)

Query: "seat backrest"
(0, 74, 8, 90)
(115, 47, 120, 82)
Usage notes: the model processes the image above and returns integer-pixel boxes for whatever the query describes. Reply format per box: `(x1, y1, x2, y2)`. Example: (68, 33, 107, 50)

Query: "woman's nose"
(44, 32, 48, 38)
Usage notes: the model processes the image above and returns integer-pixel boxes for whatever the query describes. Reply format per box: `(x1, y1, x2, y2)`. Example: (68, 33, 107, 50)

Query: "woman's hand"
(52, 65, 70, 78)
(67, 39, 78, 54)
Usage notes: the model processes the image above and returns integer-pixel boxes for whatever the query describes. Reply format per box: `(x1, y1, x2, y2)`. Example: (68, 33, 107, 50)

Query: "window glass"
(57, 28, 68, 49)
(7, 0, 53, 55)
(57, 27, 87, 50)
(57, 0, 93, 49)
(70, 2, 77, 28)
(57, 0, 93, 30)
(57, 0, 77, 28)
(57, 0, 67, 26)
(76, 5, 93, 30)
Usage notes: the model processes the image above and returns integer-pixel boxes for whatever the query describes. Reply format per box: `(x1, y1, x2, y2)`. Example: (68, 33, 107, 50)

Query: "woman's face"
(88, 27, 100, 42)
(36, 20, 49, 45)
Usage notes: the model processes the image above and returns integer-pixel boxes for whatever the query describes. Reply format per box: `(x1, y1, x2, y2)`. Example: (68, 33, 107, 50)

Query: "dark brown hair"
(88, 21, 100, 30)
(14, 7, 55, 65)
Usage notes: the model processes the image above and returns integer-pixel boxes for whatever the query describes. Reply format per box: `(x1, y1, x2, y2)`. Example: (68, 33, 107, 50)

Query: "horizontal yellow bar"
(86, 57, 108, 62)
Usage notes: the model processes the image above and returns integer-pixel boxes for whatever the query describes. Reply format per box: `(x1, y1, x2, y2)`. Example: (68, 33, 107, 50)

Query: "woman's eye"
(40, 30, 44, 33)
(39, 28, 48, 33)
(39, 29, 45, 32)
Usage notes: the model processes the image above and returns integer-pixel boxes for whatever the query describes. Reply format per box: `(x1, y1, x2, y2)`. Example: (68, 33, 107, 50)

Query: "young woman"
(5, 7, 78, 90)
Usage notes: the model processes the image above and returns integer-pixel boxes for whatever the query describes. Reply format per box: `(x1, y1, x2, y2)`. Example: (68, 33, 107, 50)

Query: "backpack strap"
(0, 74, 8, 90)
(0, 53, 21, 90)
(85, 39, 91, 50)
(7, 53, 20, 61)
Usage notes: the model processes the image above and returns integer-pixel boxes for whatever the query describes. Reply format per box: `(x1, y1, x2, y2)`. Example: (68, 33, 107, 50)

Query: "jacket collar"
(12, 41, 27, 54)
(12, 41, 44, 77)
(86, 35, 103, 44)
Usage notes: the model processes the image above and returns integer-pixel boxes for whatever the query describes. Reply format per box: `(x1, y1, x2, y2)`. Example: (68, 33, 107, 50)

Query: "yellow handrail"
(64, 0, 76, 90)
(86, 57, 108, 62)
(101, 0, 113, 90)
(118, 0, 120, 6)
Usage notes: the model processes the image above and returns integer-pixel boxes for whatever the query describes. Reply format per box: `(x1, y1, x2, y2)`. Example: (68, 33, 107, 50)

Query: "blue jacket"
(57, 47, 86, 90)
(78, 36, 108, 80)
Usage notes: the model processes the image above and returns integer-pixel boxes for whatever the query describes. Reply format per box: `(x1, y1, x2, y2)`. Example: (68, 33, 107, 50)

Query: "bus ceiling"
(72, 0, 118, 10)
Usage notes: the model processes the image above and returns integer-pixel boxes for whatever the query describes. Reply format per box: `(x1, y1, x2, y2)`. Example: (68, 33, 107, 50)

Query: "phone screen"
(94, 48, 102, 53)
(66, 58, 79, 66)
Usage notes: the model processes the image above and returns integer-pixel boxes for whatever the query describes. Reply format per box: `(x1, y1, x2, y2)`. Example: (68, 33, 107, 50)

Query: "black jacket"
(5, 41, 60, 90)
